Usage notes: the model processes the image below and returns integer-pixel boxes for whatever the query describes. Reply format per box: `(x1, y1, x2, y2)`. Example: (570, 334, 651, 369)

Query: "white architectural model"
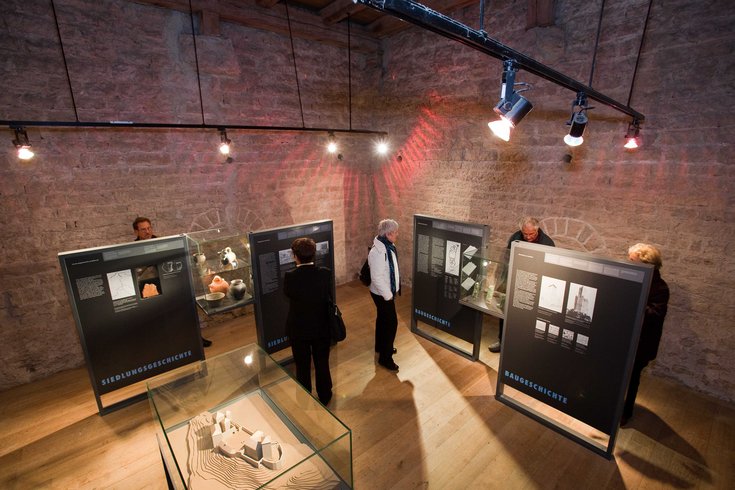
(209, 411, 284, 470)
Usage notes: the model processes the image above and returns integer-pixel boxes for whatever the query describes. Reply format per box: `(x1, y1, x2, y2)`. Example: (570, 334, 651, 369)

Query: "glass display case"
(185, 229, 254, 315)
(148, 343, 352, 489)
(458, 247, 509, 319)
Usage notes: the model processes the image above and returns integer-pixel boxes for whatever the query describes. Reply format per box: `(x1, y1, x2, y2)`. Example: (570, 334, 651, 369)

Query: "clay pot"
(230, 279, 247, 300)
(208, 275, 229, 294)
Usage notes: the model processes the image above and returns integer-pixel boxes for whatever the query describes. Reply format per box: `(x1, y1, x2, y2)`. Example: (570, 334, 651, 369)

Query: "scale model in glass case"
(148, 343, 352, 489)
(185, 229, 254, 315)
(458, 247, 509, 319)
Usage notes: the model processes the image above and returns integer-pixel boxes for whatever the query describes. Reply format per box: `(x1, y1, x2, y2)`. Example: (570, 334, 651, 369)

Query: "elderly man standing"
(489, 216, 555, 353)
(369, 219, 401, 371)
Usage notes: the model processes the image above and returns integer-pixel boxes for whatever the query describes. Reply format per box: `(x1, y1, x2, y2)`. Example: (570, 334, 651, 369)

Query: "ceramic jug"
(208, 275, 229, 294)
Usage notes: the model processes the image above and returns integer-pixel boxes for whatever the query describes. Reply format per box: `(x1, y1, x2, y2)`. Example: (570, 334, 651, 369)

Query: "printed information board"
(411, 215, 487, 360)
(249, 220, 335, 354)
(497, 241, 653, 456)
(59, 236, 204, 413)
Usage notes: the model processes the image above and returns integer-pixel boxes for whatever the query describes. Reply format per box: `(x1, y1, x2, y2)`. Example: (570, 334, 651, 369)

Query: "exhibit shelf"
(184, 229, 255, 316)
(147, 343, 352, 489)
(458, 248, 509, 320)
(194, 293, 253, 315)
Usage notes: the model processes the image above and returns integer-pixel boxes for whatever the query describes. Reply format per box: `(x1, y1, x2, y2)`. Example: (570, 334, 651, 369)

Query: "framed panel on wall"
(249, 220, 335, 355)
(496, 241, 653, 458)
(411, 214, 488, 360)
(59, 235, 205, 414)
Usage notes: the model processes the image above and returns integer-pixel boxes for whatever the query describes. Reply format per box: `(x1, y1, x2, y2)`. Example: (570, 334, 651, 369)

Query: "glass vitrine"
(147, 343, 352, 489)
(185, 229, 254, 315)
(458, 247, 509, 319)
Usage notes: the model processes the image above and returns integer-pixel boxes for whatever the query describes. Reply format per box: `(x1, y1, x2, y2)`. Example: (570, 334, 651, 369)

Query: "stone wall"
(0, 0, 380, 389)
(372, 0, 735, 401)
(1, 0, 733, 403)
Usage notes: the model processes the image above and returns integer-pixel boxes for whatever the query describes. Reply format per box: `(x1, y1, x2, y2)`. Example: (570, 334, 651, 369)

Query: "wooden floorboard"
(0, 281, 733, 489)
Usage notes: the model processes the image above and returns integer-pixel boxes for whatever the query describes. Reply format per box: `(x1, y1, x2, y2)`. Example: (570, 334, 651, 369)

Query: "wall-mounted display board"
(249, 220, 335, 354)
(496, 241, 653, 458)
(59, 236, 204, 414)
(411, 215, 488, 360)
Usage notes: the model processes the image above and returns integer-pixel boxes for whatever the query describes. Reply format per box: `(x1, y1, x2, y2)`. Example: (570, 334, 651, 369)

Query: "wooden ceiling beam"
(319, 0, 368, 25)
(130, 0, 380, 52)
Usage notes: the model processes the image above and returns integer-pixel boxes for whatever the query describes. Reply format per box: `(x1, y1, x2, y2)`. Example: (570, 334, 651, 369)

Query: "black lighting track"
(1, 120, 386, 136)
(355, 0, 645, 122)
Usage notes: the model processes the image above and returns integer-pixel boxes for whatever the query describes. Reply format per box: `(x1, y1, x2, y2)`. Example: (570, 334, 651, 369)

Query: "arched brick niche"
(540, 217, 607, 254)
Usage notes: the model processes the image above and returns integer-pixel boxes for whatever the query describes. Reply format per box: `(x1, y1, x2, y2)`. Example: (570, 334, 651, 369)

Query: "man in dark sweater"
(489, 216, 555, 353)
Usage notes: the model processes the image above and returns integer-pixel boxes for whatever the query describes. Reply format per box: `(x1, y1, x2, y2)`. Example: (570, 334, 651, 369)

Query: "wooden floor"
(1, 281, 734, 489)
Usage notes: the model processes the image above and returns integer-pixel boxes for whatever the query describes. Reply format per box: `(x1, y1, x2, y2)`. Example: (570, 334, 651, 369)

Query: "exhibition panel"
(185, 229, 254, 315)
(411, 215, 488, 360)
(58, 236, 205, 414)
(147, 343, 352, 489)
(497, 241, 653, 457)
(249, 220, 335, 354)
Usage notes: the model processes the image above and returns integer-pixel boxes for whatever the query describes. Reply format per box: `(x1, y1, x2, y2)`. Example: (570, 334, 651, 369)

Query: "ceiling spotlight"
(12, 127, 34, 160)
(218, 128, 231, 155)
(489, 60, 533, 141)
(564, 93, 590, 147)
(326, 132, 338, 154)
(624, 120, 641, 149)
(376, 141, 389, 155)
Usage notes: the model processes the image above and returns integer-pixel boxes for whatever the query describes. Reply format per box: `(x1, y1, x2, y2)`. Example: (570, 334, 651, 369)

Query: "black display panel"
(249, 220, 335, 354)
(497, 241, 652, 455)
(411, 215, 487, 360)
(59, 236, 204, 413)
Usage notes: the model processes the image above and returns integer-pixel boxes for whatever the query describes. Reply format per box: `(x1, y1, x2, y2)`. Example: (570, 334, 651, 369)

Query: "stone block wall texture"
(0, 0, 379, 389)
(371, 0, 735, 402)
(1, 0, 734, 404)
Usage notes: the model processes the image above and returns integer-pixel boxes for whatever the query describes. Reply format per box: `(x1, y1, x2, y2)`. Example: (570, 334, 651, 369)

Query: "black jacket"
(637, 269, 669, 363)
(284, 265, 332, 340)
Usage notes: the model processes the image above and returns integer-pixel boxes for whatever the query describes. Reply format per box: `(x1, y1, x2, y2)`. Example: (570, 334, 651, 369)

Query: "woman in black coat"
(622, 243, 670, 424)
(283, 237, 333, 405)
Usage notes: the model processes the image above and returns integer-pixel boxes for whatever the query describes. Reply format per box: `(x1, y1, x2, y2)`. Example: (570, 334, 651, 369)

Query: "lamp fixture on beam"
(624, 120, 641, 149)
(12, 127, 34, 160)
(489, 60, 533, 141)
(564, 93, 590, 147)
(218, 128, 231, 155)
(326, 132, 338, 154)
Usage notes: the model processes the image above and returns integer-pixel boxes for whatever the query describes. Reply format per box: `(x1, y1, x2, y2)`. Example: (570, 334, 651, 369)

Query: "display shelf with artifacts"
(147, 343, 352, 489)
(458, 246, 509, 319)
(185, 229, 254, 315)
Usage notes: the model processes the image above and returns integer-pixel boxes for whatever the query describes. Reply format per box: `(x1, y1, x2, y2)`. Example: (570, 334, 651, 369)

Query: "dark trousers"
(623, 356, 649, 418)
(291, 337, 332, 404)
(371, 292, 398, 363)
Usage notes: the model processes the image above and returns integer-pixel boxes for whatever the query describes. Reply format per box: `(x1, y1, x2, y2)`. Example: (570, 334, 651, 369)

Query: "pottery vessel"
(208, 275, 229, 294)
(205, 292, 225, 307)
(230, 279, 247, 300)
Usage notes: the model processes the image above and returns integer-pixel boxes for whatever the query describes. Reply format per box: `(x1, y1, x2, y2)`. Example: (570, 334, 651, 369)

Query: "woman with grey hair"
(622, 243, 669, 424)
(368, 219, 401, 371)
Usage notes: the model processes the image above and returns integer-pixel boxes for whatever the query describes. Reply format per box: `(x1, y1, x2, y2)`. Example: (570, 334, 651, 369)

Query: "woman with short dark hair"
(284, 237, 334, 405)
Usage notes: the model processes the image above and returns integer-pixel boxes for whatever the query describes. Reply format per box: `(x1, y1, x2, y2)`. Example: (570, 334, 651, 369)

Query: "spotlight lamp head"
(12, 127, 34, 160)
(218, 128, 231, 155)
(624, 120, 642, 149)
(564, 93, 590, 147)
(489, 59, 533, 141)
(326, 132, 338, 154)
